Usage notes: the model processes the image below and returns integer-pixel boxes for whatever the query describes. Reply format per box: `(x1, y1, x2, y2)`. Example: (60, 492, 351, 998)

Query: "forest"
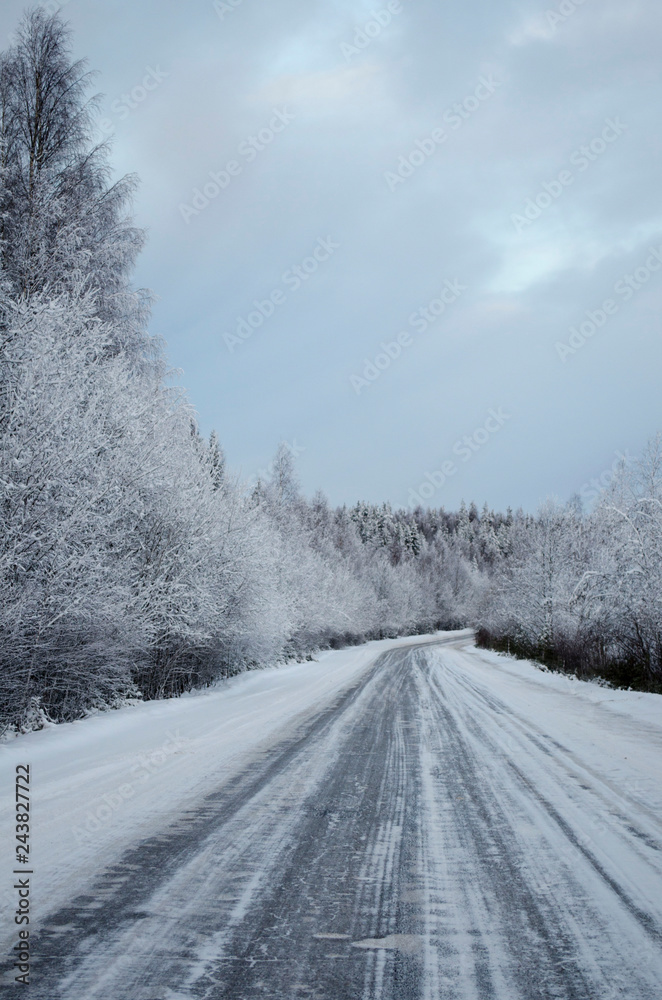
(1, 9, 661, 735)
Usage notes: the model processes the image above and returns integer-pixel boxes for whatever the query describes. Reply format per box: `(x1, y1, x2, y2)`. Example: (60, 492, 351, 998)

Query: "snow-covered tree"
(0, 9, 149, 352)
(3, 6, 661, 734)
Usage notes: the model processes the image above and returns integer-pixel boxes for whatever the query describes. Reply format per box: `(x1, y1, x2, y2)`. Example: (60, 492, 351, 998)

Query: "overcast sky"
(2, 0, 661, 510)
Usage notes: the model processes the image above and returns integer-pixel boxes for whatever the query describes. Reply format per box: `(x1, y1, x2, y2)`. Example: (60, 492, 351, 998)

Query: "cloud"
(1, 0, 659, 511)
(256, 62, 385, 112)
(507, 16, 556, 48)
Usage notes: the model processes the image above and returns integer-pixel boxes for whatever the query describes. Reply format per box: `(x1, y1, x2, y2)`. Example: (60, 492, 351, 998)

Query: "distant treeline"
(1, 10, 660, 734)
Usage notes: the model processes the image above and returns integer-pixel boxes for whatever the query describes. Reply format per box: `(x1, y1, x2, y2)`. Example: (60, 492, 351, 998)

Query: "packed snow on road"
(1, 631, 661, 999)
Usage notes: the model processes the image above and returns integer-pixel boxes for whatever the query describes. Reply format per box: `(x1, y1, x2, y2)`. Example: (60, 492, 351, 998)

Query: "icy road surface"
(2, 632, 662, 998)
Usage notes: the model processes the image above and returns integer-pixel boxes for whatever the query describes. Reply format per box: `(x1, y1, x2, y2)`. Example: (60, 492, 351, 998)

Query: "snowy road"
(3, 634, 662, 998)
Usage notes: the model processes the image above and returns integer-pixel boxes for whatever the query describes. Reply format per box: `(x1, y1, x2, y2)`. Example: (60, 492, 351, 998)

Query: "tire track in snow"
(11, 648, 396, 997)
(417, 647, 662, 998)
(15, 645, 434, 999)
(433, 649, 662, 928)
(6, 636, 662, 999)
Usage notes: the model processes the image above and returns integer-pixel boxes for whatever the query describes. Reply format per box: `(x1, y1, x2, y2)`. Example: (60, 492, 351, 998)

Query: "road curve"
(11, 637, 662, 999)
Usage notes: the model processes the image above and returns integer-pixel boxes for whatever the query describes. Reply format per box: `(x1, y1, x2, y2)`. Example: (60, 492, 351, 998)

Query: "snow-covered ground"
(415, 642, 662, 998)
(451, 641, 662, 821)
(0, 631, 463, 933)
(1, 631, 661, 998)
